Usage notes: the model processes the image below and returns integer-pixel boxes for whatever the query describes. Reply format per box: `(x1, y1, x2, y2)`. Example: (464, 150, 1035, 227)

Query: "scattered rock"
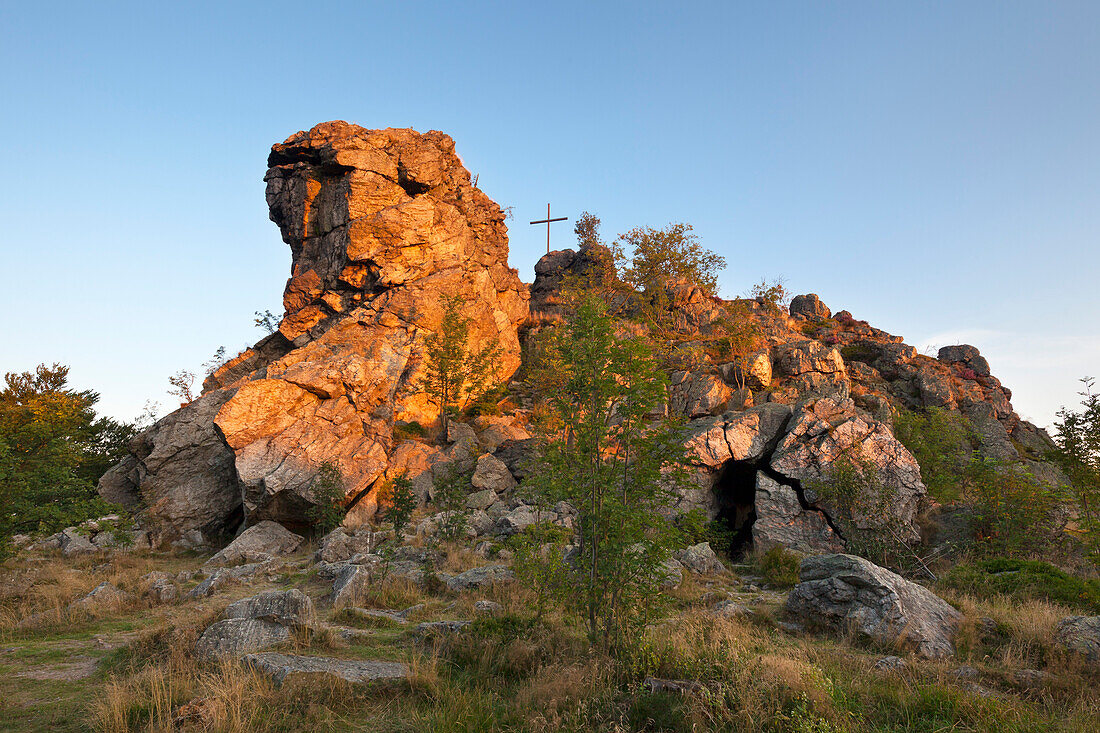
(474, 600, 503, 615)
(194, 618, 291, 659)
(675, 542, 725, 575)
(414, 620, 471, 636)
(243, 652, 408, 686)
(205, 521, 303, 567)
(789, 293, 831, 320)
(471, 453, 517, 493)
(465, 489, 497, 511)
(59, 529, 97, 557)
(711, 600, 752, 619)
(224, 589, 315, 627)
(644, 676, 705, 695)
(445, 565, 515, 592)
(69, 582, 132, 613)
(314, 527, 385, 564)
(1055, 615, 1100, 665)
(785, 554, 961, 659)
(873, 656, 907, 671)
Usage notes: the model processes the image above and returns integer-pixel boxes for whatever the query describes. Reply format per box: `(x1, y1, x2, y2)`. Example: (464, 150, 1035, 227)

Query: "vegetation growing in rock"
(893, 407, 977, 503)
(376, 474, 417, 537)
(421, 294, 502, 435)
(519, 297, 690, 648)
(305, 461, 346, 533)
(1053, 377, 1100, 562)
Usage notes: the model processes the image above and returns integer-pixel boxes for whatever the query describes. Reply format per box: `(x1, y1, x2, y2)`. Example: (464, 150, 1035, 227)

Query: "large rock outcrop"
(102, 123, 528, 539)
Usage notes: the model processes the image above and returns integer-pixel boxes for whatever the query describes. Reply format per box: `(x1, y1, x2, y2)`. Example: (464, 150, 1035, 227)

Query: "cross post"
(530, 203, 568, 254)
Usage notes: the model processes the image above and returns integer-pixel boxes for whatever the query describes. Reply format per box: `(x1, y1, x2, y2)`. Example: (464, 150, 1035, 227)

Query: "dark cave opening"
(713, 460, 759, 558)
(397, 167, 430, 197)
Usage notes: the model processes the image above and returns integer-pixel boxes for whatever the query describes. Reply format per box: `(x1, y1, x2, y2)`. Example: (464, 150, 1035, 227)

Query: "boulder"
(770, 397, 925, 541)
(314, 527, 383, 564)
(675, 542, 725, 575)
(194, 618, 291, 659)
(205, 521, 303, 567)
(789, 294, 831, 320)
(242, 652, 408, 686)
(465, 489, 497, 511)
(752, 473, 842, 554)
(59, 528, 97, 557)
(69, 581, 132, 613)
(719, 351, 772, 390)
(224, 589, 315, 627)
(97, 388, 243, 542)
(471, 453, 516, 493)
(682, 403, 792, 469)
(445, 564, 515, 592)
(774, 340, 845, 377)
(1055, 615, 1100, 665)
(785, 554, 962, 659)
(937, 345, 991, 377)
(670, 372, 733, 418)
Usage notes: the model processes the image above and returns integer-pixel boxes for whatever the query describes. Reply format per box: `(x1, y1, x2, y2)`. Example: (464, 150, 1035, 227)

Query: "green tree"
(521, 297, 688, 648)
(431, 466, 471, 542)
(377, 473, 417, 537)
(613, 223, 726, 295)
(421, 294, 501, 435)
(0, 364, 127, 552)
(1053, 377, 1100, 561)
(307, 461, 347, 533)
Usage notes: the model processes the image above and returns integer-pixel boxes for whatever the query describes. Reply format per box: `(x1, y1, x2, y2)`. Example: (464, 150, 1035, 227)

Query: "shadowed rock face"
(102, 123, 529, 540)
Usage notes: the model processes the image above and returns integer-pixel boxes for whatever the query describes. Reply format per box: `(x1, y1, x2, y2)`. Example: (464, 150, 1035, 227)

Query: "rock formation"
(101, 122, 528, 541)
(99, 121, 1063, 561)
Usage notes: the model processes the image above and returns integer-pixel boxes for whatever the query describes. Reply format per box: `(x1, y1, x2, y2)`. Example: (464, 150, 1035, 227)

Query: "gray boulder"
(314, 527, 384, 564)
(937, 344, 991, 377)
(471, 453, 517, 493)
(243, 652, 408, 686)
(60, 528, 97, 556)
(669, 372, 733, 418)
(69, 581, 132, 612)
(682, 403, 792, 468)
(445, 564, 515, 592)
(785, 554, 962, 659)
(205, 521, 303, 567)
(194, 618, 290, 659)
(675, 542, 725, 575)
(224, 589, 315, 627)
(466, 489, 498, 511)
(789, 293, 831, 320)
(1055, 615, 1100, 665)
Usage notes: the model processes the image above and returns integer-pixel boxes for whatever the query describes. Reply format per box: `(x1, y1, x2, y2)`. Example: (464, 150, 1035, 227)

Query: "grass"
(941, 558, 1100, 613)
(3, 543, 1100, 732)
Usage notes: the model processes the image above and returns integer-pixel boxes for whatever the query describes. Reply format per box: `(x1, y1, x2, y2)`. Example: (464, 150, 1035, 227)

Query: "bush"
(893, 407, 976, 503)
(431, 466, 471, 542)
(965, 458, 1065, 558)
(941, 558, 1100, 612)
(306, 462, 346, 533)
(752, 546, 802, 588)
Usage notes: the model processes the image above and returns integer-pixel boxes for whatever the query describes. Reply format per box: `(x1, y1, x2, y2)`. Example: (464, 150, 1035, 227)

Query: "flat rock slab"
(242, 652, 408, 685)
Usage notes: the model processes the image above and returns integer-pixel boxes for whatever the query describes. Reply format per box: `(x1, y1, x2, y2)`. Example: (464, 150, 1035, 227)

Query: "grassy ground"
(1, 545, 1098, 732)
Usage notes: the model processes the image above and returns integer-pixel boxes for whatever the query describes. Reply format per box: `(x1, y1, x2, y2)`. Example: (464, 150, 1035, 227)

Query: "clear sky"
(1, 1, 1097, 429)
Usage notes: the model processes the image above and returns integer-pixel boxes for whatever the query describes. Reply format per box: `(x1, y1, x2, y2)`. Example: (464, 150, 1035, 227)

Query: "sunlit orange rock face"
(209, 123, 528, 526)
(96, 123, 528, 537)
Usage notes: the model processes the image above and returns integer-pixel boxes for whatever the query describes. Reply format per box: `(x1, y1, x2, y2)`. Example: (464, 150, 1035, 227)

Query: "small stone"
(873, 656, 907, 671)
(474, 600, 503, 615)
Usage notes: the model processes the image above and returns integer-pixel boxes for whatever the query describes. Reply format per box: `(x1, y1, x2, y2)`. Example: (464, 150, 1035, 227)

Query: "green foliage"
(1052, 377, 1100, 562)
(752, 546, 802, 588)
(893, 407, 977, 503)
(166, 369, 194, 404)
(431, 465, 472, 542)
(808, 457, 922, 573)
(675, 508, 736, 556)
(746, 277, 791, 312)
(254, 309, 279, 334)
(965, 457, 1065, 559)
(941, 558, 1100, 612)
(306, 461, 346, 533)
(377, 473, 417, 536)
(202, 346, 227, 376)
(0, 363, 130, 551)
(613, 222, 726, 296)
(392, 420, 428, 442)
(521, 296, 690, 648)
(422, 294, 502, 434)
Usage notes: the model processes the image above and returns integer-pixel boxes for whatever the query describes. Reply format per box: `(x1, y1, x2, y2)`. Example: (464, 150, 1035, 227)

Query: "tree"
(747, 277, 791, 312)
(203, 346, 227, 375)
(574, 211, 603, 249)
(1054, 377, 1100, 561)
(421, 294, 501, 435)
(254, 310, 279, 334)
(377, 473, 417, 537)
(521, 297, 688, 648)
(613, 223, 726, 295)
(307, 462, 347, 533)
(0, 364, 126, 551)
(167, 369, 195, 404)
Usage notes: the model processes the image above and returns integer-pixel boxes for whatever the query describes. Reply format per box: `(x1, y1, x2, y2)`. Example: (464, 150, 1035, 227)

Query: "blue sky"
(1, 1, 1097, 428)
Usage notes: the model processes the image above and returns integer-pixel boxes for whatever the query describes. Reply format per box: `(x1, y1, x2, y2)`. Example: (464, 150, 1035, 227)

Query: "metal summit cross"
(530, 203, 568, 254)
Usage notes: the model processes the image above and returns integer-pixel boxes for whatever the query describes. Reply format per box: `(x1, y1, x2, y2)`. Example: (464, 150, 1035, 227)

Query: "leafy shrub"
(893, 407, 977, 503)
(377, 473, 417, 536)
(306, 462, 346, 533)
(752, 546, 802, 588)
(965, 458, 1065, 558)
(431, 466, 472, 542)
(392, 421, 428, 442)
(941, 558, 1100, 612)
